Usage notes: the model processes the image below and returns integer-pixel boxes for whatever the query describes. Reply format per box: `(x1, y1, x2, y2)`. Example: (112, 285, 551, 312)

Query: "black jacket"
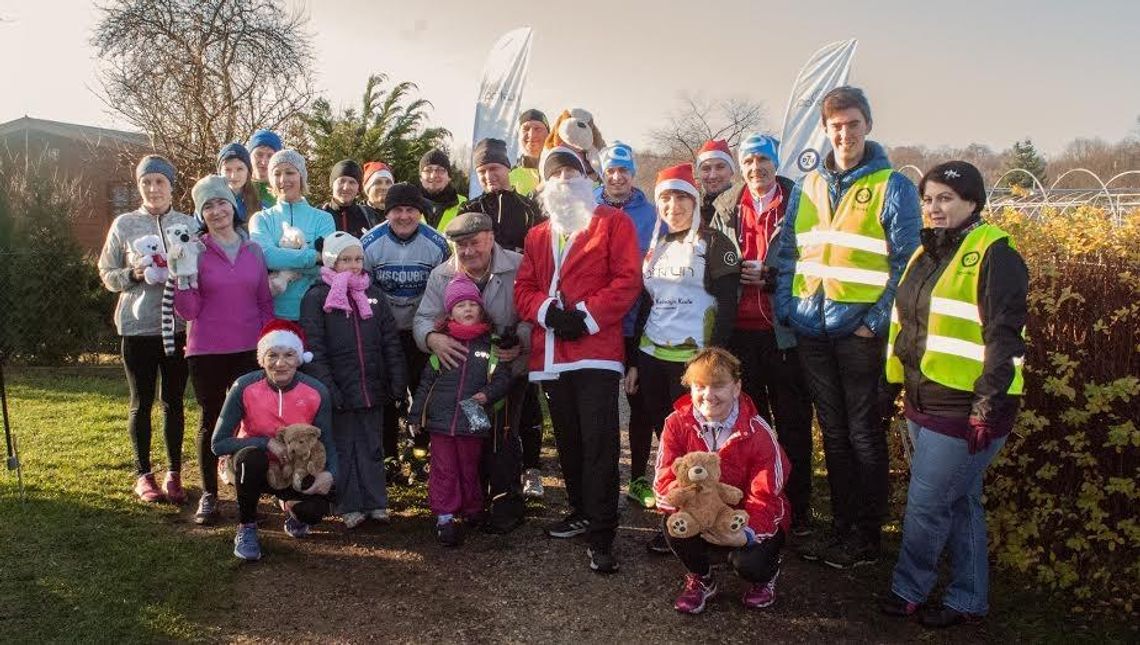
(462, 189, 544, 254)
(893, 216, 1028, 424)
(408, 332, 513, 438)
(321, 201, 382, 236)
(420, 185, 462, 229)
(299, 282, 407, 411)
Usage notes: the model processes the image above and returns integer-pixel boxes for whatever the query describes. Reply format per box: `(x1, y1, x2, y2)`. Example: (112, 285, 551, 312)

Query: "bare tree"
(647, 93, 768, 164)
(91, 0, 316, 190)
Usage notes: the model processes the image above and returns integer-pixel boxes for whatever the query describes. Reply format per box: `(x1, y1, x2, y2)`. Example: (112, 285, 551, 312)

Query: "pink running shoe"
(742, 571, 779, 609)
(134, 473, 165, 503)
(674, 573, 717, 614)
(163, 471, 187, 505)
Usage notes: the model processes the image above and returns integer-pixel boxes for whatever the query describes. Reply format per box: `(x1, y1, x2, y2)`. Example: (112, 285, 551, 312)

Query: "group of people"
(97, 85, 1028, 626)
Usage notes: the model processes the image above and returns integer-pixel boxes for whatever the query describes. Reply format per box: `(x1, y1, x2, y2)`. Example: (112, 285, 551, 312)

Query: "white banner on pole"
(469, 27, 533, 198)
(777, 39, 858, 183)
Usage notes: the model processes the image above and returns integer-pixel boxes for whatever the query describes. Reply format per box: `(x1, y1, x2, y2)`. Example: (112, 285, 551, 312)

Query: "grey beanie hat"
(191, 175, 238, 222)
(267, 149, 308, 187)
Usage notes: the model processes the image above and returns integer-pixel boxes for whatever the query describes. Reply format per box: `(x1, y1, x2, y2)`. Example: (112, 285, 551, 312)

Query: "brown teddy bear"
(266, 424, 327, 493)
(664, 451, 750, 546)
(543, 108, 606, 178)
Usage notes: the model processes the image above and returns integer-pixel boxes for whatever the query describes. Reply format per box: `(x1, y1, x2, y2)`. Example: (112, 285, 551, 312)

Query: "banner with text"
(777, 39, 858, 183)
(469, 27, 533, 198)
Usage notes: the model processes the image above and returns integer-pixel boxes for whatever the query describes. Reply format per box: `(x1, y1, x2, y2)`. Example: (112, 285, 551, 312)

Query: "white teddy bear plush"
(267, 222, 306, 296)
(165, 223, 205, 290)
(130, 234, 168, 285)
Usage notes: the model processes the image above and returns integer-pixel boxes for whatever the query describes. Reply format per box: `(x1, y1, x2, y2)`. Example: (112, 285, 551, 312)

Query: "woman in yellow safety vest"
(880, 161, 1028, 628)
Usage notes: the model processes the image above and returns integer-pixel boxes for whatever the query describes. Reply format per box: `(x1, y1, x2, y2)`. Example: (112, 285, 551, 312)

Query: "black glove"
(497, 326, 520, 350)
(545, 306, 588, 340)
(313, 236, 325, 264)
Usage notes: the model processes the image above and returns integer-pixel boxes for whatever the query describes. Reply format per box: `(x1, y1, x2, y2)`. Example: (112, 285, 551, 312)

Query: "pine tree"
(1002, 139, 1048, 189)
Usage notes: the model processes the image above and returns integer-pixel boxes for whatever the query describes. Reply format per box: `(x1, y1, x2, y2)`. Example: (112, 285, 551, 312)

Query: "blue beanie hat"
(246, 129, 283, 153)
(135, 155, 177, 186)
(217, 142, 252, 173)
(738, 134, 780, 169)
(599, 141, 636, 176)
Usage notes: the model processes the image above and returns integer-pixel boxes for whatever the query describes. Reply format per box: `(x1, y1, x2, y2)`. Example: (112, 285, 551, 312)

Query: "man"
(463, 138, 544, 254)
(362, 182, 451, 480)
(774, 86, 921, 569)
(418, 148, 466, 231)
(245, 129, 283, 209)
(361, 161, 395, 221)
(414, 211, 530, 532)
(709, 133, 814, 537)
(515, 145, 642, 573)
(321, 159, 381, 235)
(592, 142, 661, 513)
(509, 109, 549, 197)
(696, 139, 736, 227)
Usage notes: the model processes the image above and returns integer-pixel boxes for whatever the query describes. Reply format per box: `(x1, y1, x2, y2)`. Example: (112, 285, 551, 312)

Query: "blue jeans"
(891, 420, 1007, 615)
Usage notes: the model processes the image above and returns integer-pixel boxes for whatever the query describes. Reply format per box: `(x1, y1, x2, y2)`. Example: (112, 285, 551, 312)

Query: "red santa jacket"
(514, 204, 642, 380)
(653, 392, 792, 538)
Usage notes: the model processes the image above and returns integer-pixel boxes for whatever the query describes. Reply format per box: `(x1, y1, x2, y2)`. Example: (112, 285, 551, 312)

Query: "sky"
(1, 0, 1138, 157)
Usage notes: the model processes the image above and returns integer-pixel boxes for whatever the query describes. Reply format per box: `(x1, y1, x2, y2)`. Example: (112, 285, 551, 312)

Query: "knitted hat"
(191, 175, 237, 221)
(362, 161, 394, 190)
(518, 108, 549, 128)
(217, 142, 252, 174)
(246, 129, 283, 153)
(329, 159, 363, 187)
(419, 148, 452, 173)
(540, 145, 587, 180)
(473, 138, 511, 169)
(599, 141, 636, 176)
(384, 182, 428, 213)
(257, 319, 312, 364)
(444, 275, 484, 313)
(321, 230, 363, 267)
(696, 139, 736, 172)
(738, 133, 780, 169)
(267, 149, 308, 186)
(135, 155, 176, 186)
(919, 161, 987, 214)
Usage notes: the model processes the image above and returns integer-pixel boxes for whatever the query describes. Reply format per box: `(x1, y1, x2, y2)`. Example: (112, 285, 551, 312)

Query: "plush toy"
(266, 423, 328, 493)
(130, 234, 168, 285)
(165, 222, 205, 289)
(267, 222, 306, 296)
(664, 451, 750, 546)
(544, 108, 606, 178)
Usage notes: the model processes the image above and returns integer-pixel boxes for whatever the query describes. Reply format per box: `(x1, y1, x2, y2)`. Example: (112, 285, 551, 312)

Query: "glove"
(313, 236, 325, 265)
(544, 306, 587, 340)
(966, 416, 995, 455)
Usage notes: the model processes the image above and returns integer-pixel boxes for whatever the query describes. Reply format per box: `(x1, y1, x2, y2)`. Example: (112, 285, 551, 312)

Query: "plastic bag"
(459, 397, 491, 432)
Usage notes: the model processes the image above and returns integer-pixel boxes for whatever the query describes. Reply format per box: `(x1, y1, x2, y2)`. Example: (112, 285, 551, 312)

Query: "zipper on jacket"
(449, 344, 471, 436)
(351, 305, 371, 408)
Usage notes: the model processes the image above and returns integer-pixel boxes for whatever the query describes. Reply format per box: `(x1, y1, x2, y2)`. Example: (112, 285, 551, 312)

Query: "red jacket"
(653, 393, 792, 537)
(515, 205, 642, 379)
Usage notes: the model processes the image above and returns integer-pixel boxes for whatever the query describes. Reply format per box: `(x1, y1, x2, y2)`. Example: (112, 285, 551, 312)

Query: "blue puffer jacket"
(594, 185, 660, 337)
(774, 141, 921, 339)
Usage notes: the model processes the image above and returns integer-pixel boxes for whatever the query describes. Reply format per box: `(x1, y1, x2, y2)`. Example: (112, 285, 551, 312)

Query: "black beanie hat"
(385, 181, 428, 213)
(518, 108, 549, 128)
(473, 138, 511, 169)
(419, 148, 452, 173)
(919, 161, 987, 214)
(329, 159, 363, 187)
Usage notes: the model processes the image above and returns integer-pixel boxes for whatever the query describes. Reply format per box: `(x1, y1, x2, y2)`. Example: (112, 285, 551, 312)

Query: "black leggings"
(187, 351, 258, 495)
(519, 383, 544, 469)
(121, 334, 189, 475)
(663, 516, 785, 584)
(383, 330, 428, 460)
(631, 352, 687, 480)
(230, 446, 331, 525)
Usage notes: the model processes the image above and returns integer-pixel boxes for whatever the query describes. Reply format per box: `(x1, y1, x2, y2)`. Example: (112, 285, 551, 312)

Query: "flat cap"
(444, 211, 493, 240)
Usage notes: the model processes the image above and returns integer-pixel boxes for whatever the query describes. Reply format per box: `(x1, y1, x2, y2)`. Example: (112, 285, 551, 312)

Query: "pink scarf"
(320, 267, 373, 319)
(446, 320, 490, 341)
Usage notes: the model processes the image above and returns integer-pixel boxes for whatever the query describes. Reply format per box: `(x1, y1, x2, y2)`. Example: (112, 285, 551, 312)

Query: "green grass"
(0, 367, 233, 643)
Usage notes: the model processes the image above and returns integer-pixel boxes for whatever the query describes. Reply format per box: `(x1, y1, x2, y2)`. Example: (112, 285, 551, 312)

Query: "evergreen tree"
(1002, 139, 1048, 189)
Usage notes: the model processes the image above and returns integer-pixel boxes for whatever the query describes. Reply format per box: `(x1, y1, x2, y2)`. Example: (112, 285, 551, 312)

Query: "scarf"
(445, 320, 490, 341)
(320, 267, 372, 319)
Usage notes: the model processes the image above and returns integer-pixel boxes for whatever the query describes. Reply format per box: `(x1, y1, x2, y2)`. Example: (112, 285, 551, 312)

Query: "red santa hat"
(362, 161, 394, 190)
(257, 319, 313, 364)
(650, 164, 701, 250)
(696, 139, 736, 173)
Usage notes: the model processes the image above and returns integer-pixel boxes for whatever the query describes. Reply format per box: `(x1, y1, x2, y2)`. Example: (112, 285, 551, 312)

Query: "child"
(299, 231, 407, 529)
(408, 275, 513, 546)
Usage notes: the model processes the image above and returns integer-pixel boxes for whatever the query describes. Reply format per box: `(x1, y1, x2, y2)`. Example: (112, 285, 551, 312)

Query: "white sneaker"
(342, 511, 366, 529)
(367, 508, 390, 523)
(522, 468, 545, 498)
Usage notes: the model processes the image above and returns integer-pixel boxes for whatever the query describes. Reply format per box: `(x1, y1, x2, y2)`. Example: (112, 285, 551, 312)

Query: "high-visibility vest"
(886, 223, 1025, 394)
(792, 168, 894, 303)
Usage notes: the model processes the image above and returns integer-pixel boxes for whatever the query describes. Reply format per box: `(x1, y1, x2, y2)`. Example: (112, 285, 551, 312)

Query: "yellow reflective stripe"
(925, 335, 986, 362)
(929, 297, 981, 324)
(795, 261, 890, 287)
(796, 230, 889, 256)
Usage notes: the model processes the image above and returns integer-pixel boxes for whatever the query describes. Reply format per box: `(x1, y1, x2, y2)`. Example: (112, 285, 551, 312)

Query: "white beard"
(541, 176, 596, 236)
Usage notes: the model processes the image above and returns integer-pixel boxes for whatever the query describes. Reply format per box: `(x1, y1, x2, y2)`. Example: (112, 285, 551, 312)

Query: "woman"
(653, 348, 791, 614)
(249, 149, 336, 321)
(211, 320, 338, 561)
(174, 175, 275, 524)
(98, 155, 197, 504)
(217, 142, 262, 229)
(628, 164, 740, 548)
(881, 161, 1028, 627)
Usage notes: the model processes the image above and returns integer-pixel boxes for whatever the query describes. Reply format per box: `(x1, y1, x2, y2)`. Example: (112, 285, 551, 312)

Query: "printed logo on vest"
(723, 251, 738, 266)
(797, 149, 820, 172)
(961, 251, 981, 267)
(854, 187, 873, 204)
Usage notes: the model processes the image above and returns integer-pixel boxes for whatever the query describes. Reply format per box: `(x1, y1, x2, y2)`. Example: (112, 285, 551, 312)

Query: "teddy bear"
(165, 222, 205, 289)
(266, 423, 328, 493)
(267, 222, 306, 296)
(130, 234, 168, 285)
(663, 451, 750, 546)
(544, 107, 606, 178)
